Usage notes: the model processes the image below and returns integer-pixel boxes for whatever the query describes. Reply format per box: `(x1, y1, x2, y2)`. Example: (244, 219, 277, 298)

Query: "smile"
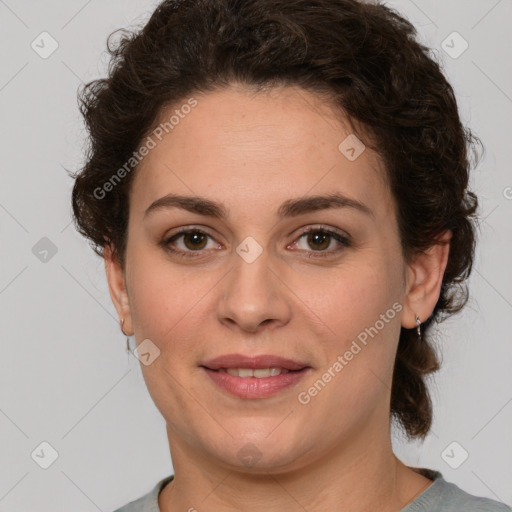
(217, 367, 290, 378)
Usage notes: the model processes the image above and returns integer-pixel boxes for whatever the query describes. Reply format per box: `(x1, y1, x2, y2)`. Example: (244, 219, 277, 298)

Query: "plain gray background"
(0, 0, 511, 510)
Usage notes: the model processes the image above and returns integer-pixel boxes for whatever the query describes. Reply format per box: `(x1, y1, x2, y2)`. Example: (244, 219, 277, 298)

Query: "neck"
(159, 422, 433, 512)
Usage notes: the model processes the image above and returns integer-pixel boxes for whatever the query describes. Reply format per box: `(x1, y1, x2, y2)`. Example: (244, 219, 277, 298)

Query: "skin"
(105, 84, 451, 511)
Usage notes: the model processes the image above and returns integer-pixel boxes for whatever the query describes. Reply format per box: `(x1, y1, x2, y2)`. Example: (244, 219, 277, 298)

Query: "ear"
(402, 230, 452, 329)
(104, 243, 133, 335)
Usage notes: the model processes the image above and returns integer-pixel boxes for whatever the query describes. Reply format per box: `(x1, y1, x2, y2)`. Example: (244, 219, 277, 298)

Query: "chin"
(203, 431, 313, 474)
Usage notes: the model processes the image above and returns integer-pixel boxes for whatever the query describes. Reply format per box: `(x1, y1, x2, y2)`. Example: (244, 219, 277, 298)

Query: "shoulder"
(112, 493, 147, 512)
(111, 475, 174, 512)
(434, 478, 511, 512)
(404, 468, 511, 512)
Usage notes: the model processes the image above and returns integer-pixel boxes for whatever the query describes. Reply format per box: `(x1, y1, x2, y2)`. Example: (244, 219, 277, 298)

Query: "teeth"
(221, 367, 289, 378)
(238, 368, 254, 378)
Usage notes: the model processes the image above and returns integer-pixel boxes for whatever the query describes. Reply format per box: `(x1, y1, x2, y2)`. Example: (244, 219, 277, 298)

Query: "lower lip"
(202, 368, 309, 399)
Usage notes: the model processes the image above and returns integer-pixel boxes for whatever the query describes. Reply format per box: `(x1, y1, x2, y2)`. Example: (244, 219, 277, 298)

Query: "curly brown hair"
(69, 0, 481, 440)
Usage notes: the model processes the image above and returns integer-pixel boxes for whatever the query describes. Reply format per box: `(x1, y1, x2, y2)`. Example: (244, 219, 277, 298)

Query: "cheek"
(308, 256, 402, 340)
(295, 269, 402, 441)
(126, 250, 213, 349)
(305, 256, 403, 398)
(126, 257, 210, 423)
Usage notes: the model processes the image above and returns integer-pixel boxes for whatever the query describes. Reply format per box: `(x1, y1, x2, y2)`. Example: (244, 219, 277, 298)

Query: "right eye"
(162, 228, 221, 258)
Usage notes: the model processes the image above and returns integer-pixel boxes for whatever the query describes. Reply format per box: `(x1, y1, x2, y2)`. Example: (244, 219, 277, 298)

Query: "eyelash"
(161, 226, 351, 259)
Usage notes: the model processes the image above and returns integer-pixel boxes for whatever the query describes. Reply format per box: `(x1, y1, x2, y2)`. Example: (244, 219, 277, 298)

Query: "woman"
(70, 0, 510, 510)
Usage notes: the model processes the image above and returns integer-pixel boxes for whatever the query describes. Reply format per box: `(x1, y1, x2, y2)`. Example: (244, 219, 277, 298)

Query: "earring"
(120, 318, 130, 352)
(415, 314, 422, 340)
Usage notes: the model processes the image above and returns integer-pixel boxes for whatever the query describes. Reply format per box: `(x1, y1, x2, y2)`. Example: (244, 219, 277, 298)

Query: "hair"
(70, 0, 481, 440)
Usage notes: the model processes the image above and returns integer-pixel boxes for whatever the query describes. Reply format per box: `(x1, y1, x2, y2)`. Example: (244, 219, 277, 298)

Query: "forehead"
(130, 85, 393, 221)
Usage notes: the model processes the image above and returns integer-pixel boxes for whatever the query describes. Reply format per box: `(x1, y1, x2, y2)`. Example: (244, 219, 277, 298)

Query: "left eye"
(162, 226, 350, 258)
(292, 227, 350, 255)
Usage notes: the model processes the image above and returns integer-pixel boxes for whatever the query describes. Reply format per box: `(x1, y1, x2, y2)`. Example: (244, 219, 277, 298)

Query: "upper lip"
(201, 354, 309, 371)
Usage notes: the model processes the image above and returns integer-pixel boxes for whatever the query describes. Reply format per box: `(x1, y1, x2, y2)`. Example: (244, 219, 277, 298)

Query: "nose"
(216, 248, 292, 334)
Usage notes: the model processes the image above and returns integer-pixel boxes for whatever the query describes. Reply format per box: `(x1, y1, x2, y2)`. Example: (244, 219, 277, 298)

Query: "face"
(109, 84, 419, 472)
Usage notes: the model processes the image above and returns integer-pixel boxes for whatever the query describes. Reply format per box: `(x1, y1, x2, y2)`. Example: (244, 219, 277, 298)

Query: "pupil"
(185, 232, 206, 250)
(309, 231, 329, 250)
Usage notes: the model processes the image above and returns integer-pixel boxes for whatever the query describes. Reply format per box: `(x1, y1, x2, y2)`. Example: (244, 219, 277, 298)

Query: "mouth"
(200, 354, 311, 399)
(215, 367, 294, 377)
(201, 353, 309, 371)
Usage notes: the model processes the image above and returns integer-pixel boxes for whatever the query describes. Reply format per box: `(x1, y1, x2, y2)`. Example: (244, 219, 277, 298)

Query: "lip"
(201, 353, 309, 371)
(200, 353, 311, 399)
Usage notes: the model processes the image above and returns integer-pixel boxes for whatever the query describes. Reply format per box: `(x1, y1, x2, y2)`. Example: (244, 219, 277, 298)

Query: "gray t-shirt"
(112, 468, 511, 512)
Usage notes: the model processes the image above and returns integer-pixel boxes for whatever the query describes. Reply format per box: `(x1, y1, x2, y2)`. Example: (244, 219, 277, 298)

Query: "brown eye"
(182, 231, 208, 250)
(306, 230, 331, 251)
(292, 227, 351, 258)
(162, 228, 218, 258)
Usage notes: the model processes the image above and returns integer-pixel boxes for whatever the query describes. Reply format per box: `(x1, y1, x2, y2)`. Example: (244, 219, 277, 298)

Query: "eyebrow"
(143, 192, 374, 220)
